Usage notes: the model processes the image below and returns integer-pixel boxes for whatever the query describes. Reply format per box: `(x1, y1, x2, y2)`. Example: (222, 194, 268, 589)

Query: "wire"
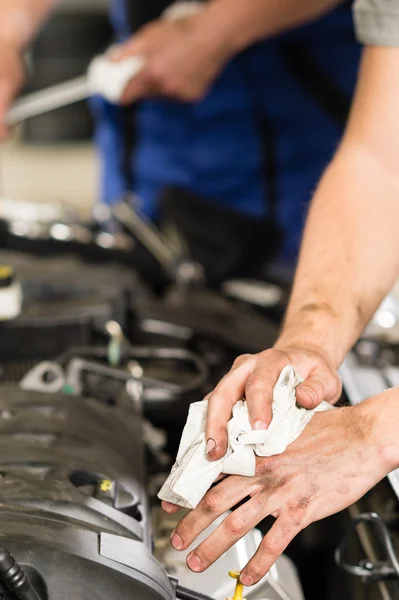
(56, 344, 209, 395)
(0, 548, 40, 600)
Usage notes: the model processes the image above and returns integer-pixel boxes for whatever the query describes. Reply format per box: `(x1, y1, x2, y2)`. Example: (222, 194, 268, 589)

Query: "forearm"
(200, 0, 345, 54)
(0, 0, 57, 49)
(277, 146, 399, 367)
(276, 48, 399, 368)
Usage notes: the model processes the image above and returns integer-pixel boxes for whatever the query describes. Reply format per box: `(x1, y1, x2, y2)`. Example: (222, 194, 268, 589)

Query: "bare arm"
(0, 0, 59, 137)
(116, 0, 346, 102)
(278, 46, 399, 367)
(204, 0, 346, 54)
(0, 0, 57, 48)
(193, 45, 399, 461)
(166, 46, 399, 586)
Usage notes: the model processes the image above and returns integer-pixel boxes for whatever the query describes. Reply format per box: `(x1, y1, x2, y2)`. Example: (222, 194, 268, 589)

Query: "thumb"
(296, 372, 339, 408)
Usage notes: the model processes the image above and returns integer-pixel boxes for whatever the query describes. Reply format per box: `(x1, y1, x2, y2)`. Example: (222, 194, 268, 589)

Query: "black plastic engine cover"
(0, 251, 142, 365)
(0, 384, 173, 600)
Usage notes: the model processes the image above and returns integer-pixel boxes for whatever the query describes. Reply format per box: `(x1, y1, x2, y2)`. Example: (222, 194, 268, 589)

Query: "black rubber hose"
(0, 548, 40, 600)
(176, 585, 216, 600)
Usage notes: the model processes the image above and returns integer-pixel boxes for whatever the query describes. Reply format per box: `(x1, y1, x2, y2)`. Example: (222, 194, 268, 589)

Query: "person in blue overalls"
(92, 0, 361, 276)
(0, 0, 360, 278)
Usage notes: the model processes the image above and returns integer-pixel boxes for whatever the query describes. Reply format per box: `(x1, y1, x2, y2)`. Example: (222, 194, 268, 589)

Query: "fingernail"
(254, 420, 268, 430)
(187, 553, 202, 572)
(300, 386, 317, 403)
(240, 574, 254, 586)
(206, 438, 216, 455)
(171, 531, 184, 550)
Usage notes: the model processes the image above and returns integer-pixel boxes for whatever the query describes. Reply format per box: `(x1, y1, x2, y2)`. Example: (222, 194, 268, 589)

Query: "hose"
(56, 344, 209, 394)
(176, 584, 216, 600)
(0, 548, 40, 600)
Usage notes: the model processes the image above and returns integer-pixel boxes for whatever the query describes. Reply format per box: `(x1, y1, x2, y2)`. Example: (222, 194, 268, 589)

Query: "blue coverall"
(91, 0, 361, 264)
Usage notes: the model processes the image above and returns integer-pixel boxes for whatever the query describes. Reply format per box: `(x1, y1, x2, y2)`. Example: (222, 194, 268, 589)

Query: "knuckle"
(226, 516, 247, 537)
(176, 518, 192, 538)
(262, 538, 283, 557)
(281, 517, 301, 534)
(146, 63, 164, 85)
(233, 354, 253, 368)
(260, 347, 282, 361)
(256, 458, 281, 477)
(245, 373, 265, 393)
(202, 492, 221, 515)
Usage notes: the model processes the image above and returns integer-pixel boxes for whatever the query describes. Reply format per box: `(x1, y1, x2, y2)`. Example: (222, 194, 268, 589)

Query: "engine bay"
(1, 198, 399, 600)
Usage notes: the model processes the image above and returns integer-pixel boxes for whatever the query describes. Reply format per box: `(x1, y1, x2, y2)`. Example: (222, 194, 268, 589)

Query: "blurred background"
(0, 0, 110, 215)
(3, 3, 399, 600)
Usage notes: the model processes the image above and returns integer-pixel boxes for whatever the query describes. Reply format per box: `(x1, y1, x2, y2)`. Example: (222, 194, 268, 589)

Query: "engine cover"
(0, 384, 173, 600)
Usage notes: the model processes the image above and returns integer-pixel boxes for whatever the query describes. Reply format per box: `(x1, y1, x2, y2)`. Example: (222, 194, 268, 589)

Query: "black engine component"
(0, 383, 174, 600)
(160, 187, 283, 287)
(54, 344, 210, 423)
(0, 251, 141, 369)
(134, 287, 279, 356)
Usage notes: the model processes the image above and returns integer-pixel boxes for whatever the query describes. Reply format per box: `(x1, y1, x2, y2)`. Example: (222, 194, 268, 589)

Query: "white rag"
(158, 365, 332, 509)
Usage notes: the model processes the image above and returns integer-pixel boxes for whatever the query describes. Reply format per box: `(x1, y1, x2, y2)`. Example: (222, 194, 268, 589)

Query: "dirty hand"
(112, 13, 235, 103)
(0, 41, 25, 139)
(203, 343, 342, 461)
(161, 343, 341, 514)
(168, 395, 397, 585)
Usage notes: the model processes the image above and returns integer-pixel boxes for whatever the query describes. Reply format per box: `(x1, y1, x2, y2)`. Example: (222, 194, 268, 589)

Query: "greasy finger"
(186, 497, 272, 572)
(206, 355, 255, 461)
(240, 516, 301, 586)
(244, 353, 289, 429)
(171, 474, 259, 551)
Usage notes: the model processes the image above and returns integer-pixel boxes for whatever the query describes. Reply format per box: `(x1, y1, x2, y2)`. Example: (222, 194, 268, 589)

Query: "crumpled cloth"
(158, 365, 332, 509)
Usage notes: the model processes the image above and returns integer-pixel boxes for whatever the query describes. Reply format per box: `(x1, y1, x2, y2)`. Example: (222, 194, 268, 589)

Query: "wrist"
(275, 322, 347, 369)
(194, 0, 250, 57)
(360, 392, 399, 474)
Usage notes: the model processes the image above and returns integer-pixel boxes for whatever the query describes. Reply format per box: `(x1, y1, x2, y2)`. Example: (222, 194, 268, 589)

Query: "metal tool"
(6, 76, 90, 126)
(6, 54, 145, 126)
(112, 200, 205, 285)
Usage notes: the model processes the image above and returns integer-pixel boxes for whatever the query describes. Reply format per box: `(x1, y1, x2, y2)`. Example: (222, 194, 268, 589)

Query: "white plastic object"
(20, 361, 65, 394)
(87, 55, 146, 103)
(6, 54, 145, 125)
(6, 0, 206, 126)
(0, 266, 22, 321)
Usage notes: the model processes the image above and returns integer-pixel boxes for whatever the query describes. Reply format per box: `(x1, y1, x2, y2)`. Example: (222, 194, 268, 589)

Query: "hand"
(0, 41, 25, 139)
(203, 344, 342, 460)
(168, 397, 395, 585)
(112, 13, 235, 103)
